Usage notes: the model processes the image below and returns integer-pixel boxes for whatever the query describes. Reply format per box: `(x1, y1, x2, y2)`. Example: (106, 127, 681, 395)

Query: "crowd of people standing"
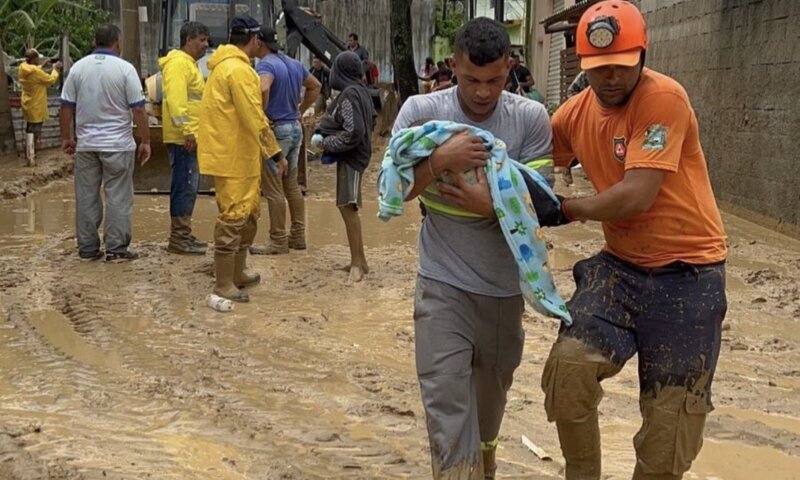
(51, 2, 727, 479)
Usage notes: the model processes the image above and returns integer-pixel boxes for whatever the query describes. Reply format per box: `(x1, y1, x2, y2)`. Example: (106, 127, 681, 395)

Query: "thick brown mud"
(0, 148, 798, 479)
(0, 152, 74, 200)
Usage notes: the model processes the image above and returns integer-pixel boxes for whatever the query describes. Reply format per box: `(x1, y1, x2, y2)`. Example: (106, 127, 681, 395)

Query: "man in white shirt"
(60, 23, 151, 262)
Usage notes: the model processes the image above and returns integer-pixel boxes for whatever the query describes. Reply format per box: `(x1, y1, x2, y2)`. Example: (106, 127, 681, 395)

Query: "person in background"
(19, 48, 61, 151)
(431, 60, 453, 91)
(419, 57, 436, 93)
(313, 51, 376, 282)
(159, 21, 210, 255)
(505, 52, 533, 95)
(249, 26, 321, 255)
(309, 56, 331, 113)
(347, 32, 375, 85)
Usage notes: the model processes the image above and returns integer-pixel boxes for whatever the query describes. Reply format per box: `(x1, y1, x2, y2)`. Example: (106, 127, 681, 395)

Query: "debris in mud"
(730, 340, 749, 351)
(315, 432, 341, 442)
(745, 269, 781, 285)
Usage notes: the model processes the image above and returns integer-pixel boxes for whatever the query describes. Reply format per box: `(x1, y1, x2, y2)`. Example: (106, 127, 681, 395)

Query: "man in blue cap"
(197, 15, 283, 302)
(250, 26, 321, 255)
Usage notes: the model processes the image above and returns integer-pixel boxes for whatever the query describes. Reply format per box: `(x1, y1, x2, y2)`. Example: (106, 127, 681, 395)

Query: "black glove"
(521, 170, 571, 227)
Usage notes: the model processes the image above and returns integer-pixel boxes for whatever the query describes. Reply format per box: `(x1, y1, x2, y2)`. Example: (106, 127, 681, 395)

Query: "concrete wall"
(637, 0, 800, 234)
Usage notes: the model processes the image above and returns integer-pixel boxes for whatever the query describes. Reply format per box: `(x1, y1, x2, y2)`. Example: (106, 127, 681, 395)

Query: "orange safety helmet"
(576, 0, 648, 70)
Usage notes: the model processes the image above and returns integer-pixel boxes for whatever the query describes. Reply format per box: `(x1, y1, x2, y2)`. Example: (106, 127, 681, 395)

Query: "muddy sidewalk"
(0, 150, 798, 479)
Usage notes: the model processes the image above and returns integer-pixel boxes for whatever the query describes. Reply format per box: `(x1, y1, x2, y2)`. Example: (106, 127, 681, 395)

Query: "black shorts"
(26, 122, 43, 134)
(336, 161, 362, 208)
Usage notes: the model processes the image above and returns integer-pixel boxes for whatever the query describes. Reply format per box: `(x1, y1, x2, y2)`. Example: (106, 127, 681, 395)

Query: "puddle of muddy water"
(27, 310, 126, 374)
(0, 180, 422, 253)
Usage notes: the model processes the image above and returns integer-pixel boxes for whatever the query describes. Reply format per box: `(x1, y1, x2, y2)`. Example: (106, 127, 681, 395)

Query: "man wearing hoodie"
(313, 51, 375, 282)
(250, 26, 321, 255)
(159, 21, 209, 255)
(19, 48, 61, 150)
(197, 15, 283, 303)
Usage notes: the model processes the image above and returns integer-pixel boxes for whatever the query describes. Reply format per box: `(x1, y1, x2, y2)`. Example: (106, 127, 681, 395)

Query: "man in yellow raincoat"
(19, 49, 61, 149)
(159, 21, 209, 255)
(198, 15, 284, 303)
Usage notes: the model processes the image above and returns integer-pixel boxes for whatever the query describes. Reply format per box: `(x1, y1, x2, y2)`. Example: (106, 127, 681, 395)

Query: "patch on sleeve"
(642, 124, 668, 151)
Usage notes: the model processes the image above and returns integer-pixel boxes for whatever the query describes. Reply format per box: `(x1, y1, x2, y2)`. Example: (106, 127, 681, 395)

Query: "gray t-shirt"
(392, 87, 552, 297)
(61, 50, 145, 152)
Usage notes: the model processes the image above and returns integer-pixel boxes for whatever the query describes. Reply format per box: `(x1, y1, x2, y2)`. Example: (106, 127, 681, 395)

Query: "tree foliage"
(0, 0, 110, 60)
(435, 0, 466, 46)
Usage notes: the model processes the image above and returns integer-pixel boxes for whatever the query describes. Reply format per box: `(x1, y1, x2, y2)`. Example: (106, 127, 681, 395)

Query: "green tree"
(435, 0, 466, 47)
(0, 0, 109, 154)
(2, 0, 110, 60)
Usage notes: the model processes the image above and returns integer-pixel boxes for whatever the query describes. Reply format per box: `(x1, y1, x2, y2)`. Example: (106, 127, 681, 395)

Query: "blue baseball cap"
(230, 15, 260, 34)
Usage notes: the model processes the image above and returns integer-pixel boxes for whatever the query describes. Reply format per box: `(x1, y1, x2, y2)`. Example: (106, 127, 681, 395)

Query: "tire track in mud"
(3, 237, 432, 478)
(0, 245, 192, 477)
(4, 203, 798, 478)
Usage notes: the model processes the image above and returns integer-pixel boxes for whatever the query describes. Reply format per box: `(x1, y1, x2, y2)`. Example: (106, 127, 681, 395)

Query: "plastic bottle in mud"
(206, 294, 234, 312)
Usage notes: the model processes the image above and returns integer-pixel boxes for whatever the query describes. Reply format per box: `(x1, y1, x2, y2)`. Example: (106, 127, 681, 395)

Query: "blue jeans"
(266, 121, 302, 173)
(168, 144, 200, 217)
(261, 120, 305, 243)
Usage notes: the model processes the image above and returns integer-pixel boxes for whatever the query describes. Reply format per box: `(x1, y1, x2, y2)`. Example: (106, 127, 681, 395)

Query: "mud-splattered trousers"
(414, 275, 525, 479)
(212, 176, 261, 256)
(542, 252, 727, 480)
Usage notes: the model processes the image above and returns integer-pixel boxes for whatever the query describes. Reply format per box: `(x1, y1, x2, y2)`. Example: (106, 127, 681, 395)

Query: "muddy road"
(0, 149, 798, 479)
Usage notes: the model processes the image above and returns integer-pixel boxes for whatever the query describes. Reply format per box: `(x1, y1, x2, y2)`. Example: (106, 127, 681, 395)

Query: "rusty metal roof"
(541, 0, 602, 26)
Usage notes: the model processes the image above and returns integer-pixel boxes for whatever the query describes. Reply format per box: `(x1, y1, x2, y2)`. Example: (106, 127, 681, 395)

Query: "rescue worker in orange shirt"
(542, 2, 727, 479)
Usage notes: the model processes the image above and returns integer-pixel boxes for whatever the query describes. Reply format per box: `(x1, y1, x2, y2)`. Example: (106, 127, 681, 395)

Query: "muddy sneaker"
(167, 241, 207, 255)
(249, 243, 289, 255)
(105, 251, 139, 263)
(79, 251, 104, 262)
(288, 237, 307, 250)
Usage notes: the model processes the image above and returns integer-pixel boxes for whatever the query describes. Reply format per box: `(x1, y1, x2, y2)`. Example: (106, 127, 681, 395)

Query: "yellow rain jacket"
(159, 49, 205, 144)
(19, 63, 59, 123)
(198, 45, 280, 179)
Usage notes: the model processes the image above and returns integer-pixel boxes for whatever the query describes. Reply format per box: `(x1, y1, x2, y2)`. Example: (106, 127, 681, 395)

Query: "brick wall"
(636, 0, 799, 235)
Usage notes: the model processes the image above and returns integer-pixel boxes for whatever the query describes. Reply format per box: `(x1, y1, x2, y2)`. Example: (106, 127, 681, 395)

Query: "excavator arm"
(280, 0, 381, 110)
(281, 0, 346, 65)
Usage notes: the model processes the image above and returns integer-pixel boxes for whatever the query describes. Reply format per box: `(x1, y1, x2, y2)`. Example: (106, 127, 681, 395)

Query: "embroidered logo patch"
(613, 137, 627, 162)
(643, 124, 668, 151)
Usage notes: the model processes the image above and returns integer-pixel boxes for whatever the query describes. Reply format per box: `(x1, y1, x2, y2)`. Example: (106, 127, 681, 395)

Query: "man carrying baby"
(391, 17, 554, 480)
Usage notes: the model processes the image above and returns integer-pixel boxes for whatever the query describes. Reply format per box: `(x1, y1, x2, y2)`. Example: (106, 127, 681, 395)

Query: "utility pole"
(494, 0, 505, 23)
(228, 0, 237, 28)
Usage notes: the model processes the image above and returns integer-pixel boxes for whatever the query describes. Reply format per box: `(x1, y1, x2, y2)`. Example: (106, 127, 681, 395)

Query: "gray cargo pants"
(414, 275, 525, 479)
(74, 151, 135, 257)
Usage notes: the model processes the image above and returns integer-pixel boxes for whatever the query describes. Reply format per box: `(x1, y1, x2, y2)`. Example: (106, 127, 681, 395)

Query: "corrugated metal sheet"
(475, 0, 526, 20)
(546, 0, 565, 106)
(307, 0, 435, 83)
